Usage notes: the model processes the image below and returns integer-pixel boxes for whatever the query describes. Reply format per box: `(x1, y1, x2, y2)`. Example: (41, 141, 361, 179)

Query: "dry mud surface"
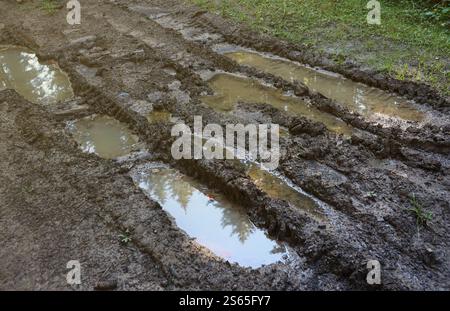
(0, 0, 449, 290)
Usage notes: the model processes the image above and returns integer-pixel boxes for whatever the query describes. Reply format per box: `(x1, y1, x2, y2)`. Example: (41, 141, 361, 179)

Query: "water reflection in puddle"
(0, 46, 73, 105)
(226, 51, 424, 122)
(201, 73, 354, 137)
(68, 115, 140, 159)
(132, 165, 288, 268)
(246, 164, 324, 220)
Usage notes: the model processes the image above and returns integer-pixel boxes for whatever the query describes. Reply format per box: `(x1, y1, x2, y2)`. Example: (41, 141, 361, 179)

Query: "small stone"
(70, 35, 96, 44)
(69, 36, 97, 49)
(95, 279, 117, 291)
(421, 244, 438, 267)
(116, 92, 130, 103)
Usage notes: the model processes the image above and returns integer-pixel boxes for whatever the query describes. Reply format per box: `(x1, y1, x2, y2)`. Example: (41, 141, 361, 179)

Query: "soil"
(0, 0, 449, 290)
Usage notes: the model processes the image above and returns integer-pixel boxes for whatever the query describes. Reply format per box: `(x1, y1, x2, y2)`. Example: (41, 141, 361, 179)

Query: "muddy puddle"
(132, 164, 289, 268)
(225, 50, 424, 122)
(0, 46, 73, 105)
(147, 110, 172, 123)
(67, 115, 140, 159)
(246, 164, 324, 220)
(201, 72, 354, 136)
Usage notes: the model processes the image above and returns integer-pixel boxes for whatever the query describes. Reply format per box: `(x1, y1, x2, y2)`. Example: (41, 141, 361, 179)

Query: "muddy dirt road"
(0, 0, 449, 290)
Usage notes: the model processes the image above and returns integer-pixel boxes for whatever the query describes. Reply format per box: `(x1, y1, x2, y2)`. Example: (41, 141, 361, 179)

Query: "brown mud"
(0, 0, 449, 290)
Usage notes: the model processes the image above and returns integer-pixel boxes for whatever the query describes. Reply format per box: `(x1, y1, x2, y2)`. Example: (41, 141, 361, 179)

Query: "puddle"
(201, 73, 354, 137)
(132, 165, 288, 268)
(246, 164, 324, 220)
(225, 51, 424, 122)
(0, 46, 74, 105)
(68, 115, 140, 159)
(147, 110, 172, 123)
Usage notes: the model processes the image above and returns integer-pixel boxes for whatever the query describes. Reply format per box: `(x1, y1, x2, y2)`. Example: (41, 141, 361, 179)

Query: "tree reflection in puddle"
(133, 165, 288, 268)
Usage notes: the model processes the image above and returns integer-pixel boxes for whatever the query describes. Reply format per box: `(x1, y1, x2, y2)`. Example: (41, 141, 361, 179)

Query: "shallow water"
(133, 165, 288, 268)
(201, 73, 354, 137)
(147, 110, 172, 123)
(226, 51, 424, 122)
(246, 164, 323, 219)
(0, 46, 73, 105)
(68, 115, 139, 159)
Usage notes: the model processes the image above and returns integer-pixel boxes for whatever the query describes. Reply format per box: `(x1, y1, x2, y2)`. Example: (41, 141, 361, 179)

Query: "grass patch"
(118, 229, 132, 245)
(40, 0, 59, 14)
(409, 193, 433, 227)
(192, 0, 449, 95)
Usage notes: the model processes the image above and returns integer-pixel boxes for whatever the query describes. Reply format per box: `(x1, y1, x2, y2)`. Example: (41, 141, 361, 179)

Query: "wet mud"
(0, 0, 449, 290)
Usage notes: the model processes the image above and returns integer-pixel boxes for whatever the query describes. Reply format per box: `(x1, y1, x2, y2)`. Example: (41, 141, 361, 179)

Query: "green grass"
(192, 0, 449, 95)
(118, 229, 132, 245)
(40, 0, 59, 14)
(409, 193, 433, 227)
